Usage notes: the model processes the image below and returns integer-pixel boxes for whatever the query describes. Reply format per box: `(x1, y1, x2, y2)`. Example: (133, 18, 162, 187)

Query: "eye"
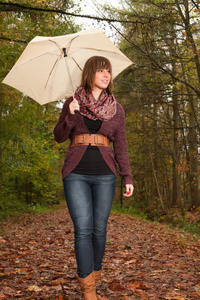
(97, 68, 111, 73)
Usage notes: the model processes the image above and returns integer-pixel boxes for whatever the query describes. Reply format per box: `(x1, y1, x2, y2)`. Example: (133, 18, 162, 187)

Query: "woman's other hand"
(69, 99, 80, 114)
(123, 184, 134, 197)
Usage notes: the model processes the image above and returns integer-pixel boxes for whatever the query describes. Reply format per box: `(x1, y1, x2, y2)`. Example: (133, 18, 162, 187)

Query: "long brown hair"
(80, 56, 113, 94)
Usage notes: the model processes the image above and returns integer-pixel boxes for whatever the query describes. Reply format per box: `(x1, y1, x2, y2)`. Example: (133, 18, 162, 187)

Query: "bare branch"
(0, 1, 139, 24)
(191, 0, 200, 11)
(0, 36, 27, 43)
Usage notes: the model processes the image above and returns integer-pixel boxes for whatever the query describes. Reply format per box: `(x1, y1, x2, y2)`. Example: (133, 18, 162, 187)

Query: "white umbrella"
(2, 28, 132, 105)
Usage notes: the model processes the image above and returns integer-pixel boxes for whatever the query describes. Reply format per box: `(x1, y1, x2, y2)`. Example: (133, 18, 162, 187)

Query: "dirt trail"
(0, 203, 200, 299)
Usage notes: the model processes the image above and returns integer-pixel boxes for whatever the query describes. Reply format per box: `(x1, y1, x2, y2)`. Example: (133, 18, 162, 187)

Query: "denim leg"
(91, 174, 116, 271)
(63, 173, 116, 278)
(63, 173, 94, 278)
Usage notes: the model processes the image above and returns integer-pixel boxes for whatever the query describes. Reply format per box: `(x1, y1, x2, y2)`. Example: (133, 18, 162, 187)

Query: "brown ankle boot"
(93, 270, 102, 285)
(78, 272, 97, 300)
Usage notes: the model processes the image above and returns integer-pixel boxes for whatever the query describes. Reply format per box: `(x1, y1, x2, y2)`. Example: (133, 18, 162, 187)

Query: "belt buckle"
(94, 135, 98, 144)
(82, 134, 85, 143)
(94, 135, 103, 145)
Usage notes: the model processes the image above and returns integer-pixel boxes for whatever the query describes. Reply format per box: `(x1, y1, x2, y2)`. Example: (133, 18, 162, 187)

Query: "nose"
(103, 69, 109, 77)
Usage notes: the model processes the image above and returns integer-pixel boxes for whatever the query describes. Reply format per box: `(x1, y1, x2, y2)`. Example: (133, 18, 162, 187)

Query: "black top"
(72, 117, 113, 175)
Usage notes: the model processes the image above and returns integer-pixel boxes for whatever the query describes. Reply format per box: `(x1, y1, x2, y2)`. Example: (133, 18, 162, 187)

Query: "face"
(93, 68, 111, 92)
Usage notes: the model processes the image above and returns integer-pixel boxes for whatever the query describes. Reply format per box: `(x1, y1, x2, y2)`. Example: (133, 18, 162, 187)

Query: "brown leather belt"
(70, 134, 110, 147)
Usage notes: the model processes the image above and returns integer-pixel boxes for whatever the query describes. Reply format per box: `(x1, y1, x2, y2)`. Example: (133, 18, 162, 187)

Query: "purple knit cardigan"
(54, 97, 133, 185)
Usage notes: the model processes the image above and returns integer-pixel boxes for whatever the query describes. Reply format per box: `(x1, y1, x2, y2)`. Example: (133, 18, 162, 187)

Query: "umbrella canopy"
(2, 28, 132, 105)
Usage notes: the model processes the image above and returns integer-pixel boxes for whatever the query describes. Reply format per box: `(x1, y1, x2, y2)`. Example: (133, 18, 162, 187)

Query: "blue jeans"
(63, 173, 116, 278)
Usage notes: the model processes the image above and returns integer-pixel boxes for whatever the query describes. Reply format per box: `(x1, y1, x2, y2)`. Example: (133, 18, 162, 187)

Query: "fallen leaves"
(27, 285, 42, 292)
(124, 259, 136, 265)
(127, 280, 149, 291)
(0, 293, 6, 299)
(0, 203, 200, 299)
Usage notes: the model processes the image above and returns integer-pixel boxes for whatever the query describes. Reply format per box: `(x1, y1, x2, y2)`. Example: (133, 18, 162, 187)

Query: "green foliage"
(1, 94, 64, 208)
(110, 0, 200, 215)
(112, 203, 147, 220)
(112, 202, 200, 237)
(0, 0, 78, 217)
(158, 208, 200, 237)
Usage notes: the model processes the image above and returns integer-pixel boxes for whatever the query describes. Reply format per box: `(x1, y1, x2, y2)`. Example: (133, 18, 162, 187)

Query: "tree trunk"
(172, 83, 180, 207)
(0, 85, 3, 203)
(188, 108, 199, 208)
(170, 33, 181, 208)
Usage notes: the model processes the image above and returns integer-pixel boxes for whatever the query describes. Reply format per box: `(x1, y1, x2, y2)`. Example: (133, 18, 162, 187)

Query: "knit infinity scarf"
(74, 87, 116, 121)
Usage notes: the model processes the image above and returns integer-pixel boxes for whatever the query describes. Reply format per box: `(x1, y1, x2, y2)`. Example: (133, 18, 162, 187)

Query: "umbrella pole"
(63, 48, 75, 100)
(63, 48, 78, 113)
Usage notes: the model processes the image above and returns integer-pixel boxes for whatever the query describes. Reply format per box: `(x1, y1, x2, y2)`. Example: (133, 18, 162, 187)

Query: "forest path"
(0, 203, 200, 299)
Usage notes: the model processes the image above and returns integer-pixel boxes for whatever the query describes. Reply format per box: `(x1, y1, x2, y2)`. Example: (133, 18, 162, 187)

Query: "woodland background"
(1, 0, 200, 233)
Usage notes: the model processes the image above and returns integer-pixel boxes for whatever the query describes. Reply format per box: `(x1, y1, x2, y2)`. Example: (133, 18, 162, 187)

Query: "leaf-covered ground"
(0, 203, 200, 299)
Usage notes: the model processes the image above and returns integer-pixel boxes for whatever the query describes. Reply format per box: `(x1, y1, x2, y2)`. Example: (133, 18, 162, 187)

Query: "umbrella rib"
(44, 55, 61, 89)
(39, 40, 64, 90)
(71, 47, 123, 56)
(71, 57, 82, 71)
(44, 38, 80, 92)
(49, 36, 79, 54)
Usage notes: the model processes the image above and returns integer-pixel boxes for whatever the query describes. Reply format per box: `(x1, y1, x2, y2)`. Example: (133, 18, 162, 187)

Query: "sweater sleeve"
(113, 105, 133, 185)
(54, 97, 77, 143)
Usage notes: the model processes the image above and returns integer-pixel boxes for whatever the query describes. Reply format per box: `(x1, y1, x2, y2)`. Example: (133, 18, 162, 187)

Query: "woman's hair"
(80, 56, 113, 94)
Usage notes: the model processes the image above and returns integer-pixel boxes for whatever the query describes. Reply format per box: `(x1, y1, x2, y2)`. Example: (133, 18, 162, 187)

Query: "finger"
(69, 99, 80, 114)
(123, 185, 134, 197)
(72, 99, 78, 105)
(123, 189, 131, 197)
(73, 100, 80, 113)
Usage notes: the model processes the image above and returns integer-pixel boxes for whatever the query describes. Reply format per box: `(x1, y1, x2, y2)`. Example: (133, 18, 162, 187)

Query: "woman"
(54, 56, 134, 300)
